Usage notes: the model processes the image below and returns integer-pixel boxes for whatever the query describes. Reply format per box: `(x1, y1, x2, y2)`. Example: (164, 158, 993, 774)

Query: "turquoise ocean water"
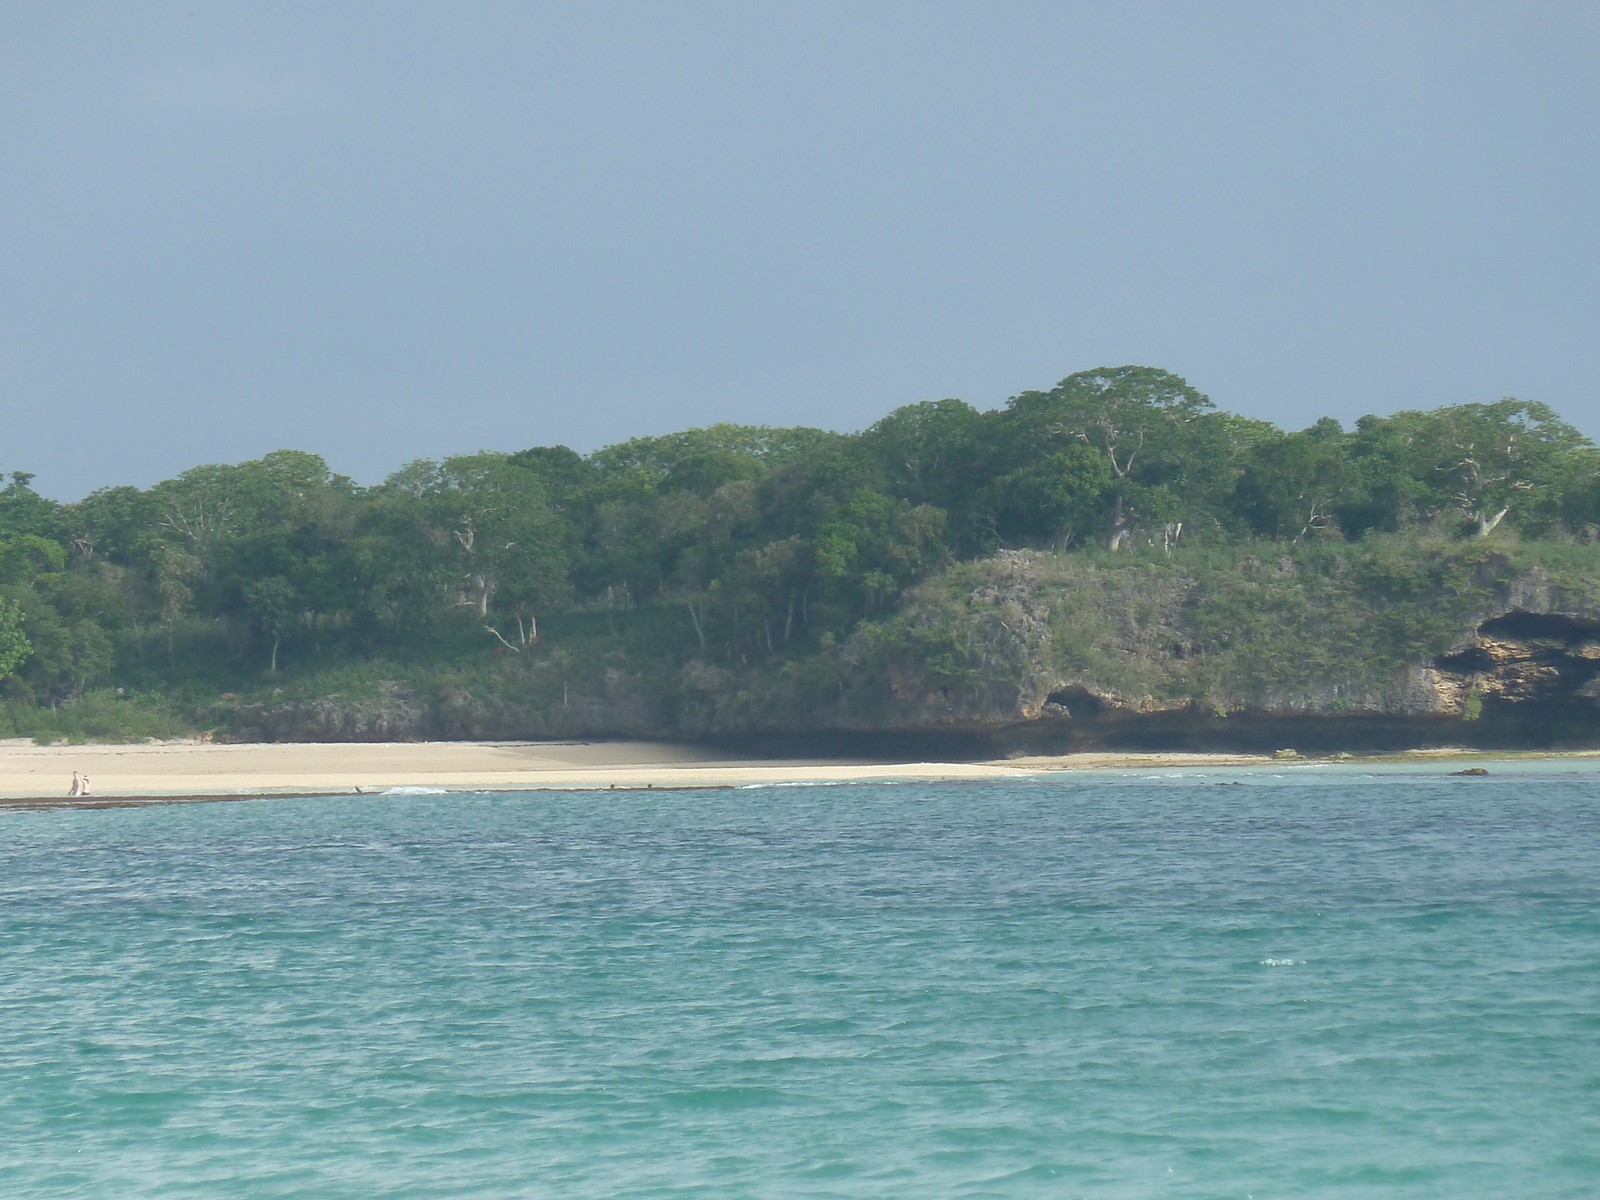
(2, 766, 1597, 1198)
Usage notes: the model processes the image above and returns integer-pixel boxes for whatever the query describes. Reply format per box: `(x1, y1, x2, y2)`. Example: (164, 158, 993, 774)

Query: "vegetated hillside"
(202, 538, 1600, 753)
(825, 538, 1600, 751)
(3, 364, 1600, 748)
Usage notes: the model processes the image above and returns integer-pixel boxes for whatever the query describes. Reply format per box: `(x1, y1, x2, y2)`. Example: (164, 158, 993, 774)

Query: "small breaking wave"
(1260, 958, 1302, 966)
(382, 786, 449, 795)
(737, 781, 842, 789)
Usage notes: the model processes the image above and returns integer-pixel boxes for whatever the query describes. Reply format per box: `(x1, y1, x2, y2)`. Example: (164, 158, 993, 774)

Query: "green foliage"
(814, 490, 948, 616)
(4, 367, 1600, 739)
(0, 471, 60, 540)
(979, 446, 1111, 550)
(0, 596, 30, 681)
(1229, 418, 1349, 540)
(845, 537, 1568, 720)
(999, 366, 1270, 548)
(0, 691, 190, 744)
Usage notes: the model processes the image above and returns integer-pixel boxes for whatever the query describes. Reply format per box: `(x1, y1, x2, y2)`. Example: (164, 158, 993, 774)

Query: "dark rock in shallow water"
(1450, 767, 1491, 776)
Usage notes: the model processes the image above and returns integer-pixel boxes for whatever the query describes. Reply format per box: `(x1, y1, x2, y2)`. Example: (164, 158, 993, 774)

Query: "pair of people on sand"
(69, 771, 91, 797)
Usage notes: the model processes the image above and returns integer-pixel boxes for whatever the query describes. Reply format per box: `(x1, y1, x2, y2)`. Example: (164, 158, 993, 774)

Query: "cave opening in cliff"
(1436, 612, 1600, 673)
(1429, 610, 1600, 712)
(1476, 611, 1600, 642)
(1045, 686, 1105, 716)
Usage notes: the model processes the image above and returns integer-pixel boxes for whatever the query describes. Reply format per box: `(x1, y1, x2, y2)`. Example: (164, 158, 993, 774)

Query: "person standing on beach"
(80, 775, 90, 796)
(69, 771, 81, 796)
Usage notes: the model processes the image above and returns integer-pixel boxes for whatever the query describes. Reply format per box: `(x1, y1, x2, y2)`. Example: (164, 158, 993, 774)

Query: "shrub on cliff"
(838, 537, 1576, 720)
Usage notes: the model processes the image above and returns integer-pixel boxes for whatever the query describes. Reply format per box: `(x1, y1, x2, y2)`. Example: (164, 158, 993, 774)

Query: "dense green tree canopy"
(2, 367, 1597, 712)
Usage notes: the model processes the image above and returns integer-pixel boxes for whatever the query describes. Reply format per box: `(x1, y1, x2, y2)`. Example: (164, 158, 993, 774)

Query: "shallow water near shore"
(2, 771, 1597, 1198)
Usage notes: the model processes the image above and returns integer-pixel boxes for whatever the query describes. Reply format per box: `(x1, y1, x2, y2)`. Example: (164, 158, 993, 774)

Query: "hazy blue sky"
(3, 2, 1596, 498)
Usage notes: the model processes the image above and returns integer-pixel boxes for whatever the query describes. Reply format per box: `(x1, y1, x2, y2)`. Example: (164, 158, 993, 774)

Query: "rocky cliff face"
(221, 681, 433, 742)
(991, 609, 1600, 754)
(214, 550, 1600, 754)
(831, 557, 1600, 752)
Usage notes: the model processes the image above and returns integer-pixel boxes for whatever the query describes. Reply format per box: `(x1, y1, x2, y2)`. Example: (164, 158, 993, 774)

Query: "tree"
(0, 535, 67, 584)
(1420, 400, 1587, 536)
(0, 471, 61, 541)
(1339, 401, 1590, 538)
(1230, 418, 1350, 541)
(1550, 448, 1600, 537)
(154, 545, 202, 660)
(1334, 413, 1435, 537)
(1004, 367, 1228, 549)
(814, 490, 948, 618)
(0, 597, 30, 681)
(216, 525, 349, 669)
(977, 446, 1111, 549)
(7, 595, 112, 707)
(390, 454, 571, 648)
(506, 444, 598, 504)
(860, 399, 995, 540)
(61, 485, 156, 564)
(731, 534, 813, 647)
(148, 450, 356, 556)
(586, 424, 839, 481)
(241, 576, 299, 672)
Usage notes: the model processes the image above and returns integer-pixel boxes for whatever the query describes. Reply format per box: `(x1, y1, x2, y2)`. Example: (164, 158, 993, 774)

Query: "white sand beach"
(0, 739, 1280, 803)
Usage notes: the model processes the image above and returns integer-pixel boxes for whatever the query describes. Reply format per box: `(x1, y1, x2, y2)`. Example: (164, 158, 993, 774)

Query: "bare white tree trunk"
(484, 626, 521, 652)
(1105, 494, 1131, 551)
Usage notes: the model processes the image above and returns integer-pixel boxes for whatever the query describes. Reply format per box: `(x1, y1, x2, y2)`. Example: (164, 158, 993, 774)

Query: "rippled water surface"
(2, 768, 1598, 1198)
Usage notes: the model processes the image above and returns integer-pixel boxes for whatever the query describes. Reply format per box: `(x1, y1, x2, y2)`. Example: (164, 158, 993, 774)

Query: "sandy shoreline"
(0, 738, 1299, 803)
(4, 738, 1594, 805)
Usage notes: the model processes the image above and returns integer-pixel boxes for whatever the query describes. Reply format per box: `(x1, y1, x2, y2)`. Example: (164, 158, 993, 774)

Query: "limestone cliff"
(800, 551, 1600, 751)
(214, 541, 1600, 753)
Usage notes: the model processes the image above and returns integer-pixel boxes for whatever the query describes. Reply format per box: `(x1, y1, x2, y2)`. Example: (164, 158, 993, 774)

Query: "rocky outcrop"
(214, 681, 431, 742)
(204, 550, 1600, 755)
(980, 609, 1600, 753)
(1435, 612, 1600, 707)
(811, 552, 1600, 753)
